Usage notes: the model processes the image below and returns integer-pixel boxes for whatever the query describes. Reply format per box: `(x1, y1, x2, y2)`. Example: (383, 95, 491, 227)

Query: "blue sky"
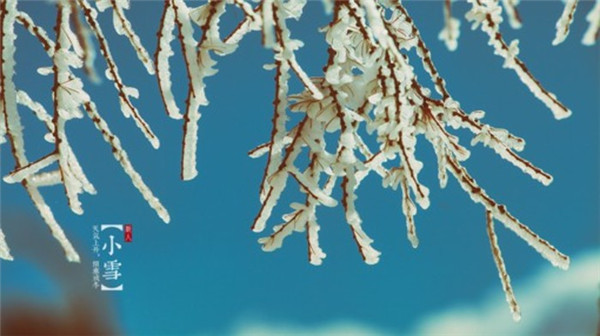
(1, 1, 598, 335)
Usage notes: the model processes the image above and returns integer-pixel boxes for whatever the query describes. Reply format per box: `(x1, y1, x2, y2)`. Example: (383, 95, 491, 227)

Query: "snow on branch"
(53, 2, 92, 215)
(553, 0, 579, 46)
(582, 0, 600, 46)
(246, 0, 571, 319)
(466, 0, 571, 120)
(486, 210, 520, 321)
(1, 0, 22, 258)
(96, 0, 155, 75)
(155, 0, 182, 120)
(83, 101, 170, 223)
(1, 0, 586, 321)
(439, 0, 460, 51)
(0, 228, 12, 260)
(439, 0, 598, 49)
(501, 0, 522, 29)
(77, 0, 160, 148)
(70, 1, 98, 82)
(163, 0, 241, 180)
(1, 0, 170, 262)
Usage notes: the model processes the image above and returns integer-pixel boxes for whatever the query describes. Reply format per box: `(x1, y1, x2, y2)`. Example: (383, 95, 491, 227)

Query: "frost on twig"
(1, 0, 81, 262)
(441, 0, 598, 49)
(582, 0, 600, 46)
(160, 0, 242, 180)
(553, 0, 579, 46)
(70, 1, 98, 82)
(501, 0, 522, 29)
(245, 0, 570, 319)
(53, 2, 94, 215)
(551, 0, 600, 46)
(486, 211, 520, 321)
(78, 0, 159, 148)
(1, 0, 583, 321)
(83, 101, 170, 223)
(466, 0, 571, 120)
(96, 0, 155, 75)
(439, 0, 460, 51)
(1, 0, 169, 262)
(155, 0, 182, 120)
(0, 229, 12, 260)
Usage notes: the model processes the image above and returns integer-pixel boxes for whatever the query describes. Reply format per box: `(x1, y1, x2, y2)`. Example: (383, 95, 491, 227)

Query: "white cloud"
(230, 250, 599, 336)
(411, 250, 600, 335)
(232, 321, 389, 336)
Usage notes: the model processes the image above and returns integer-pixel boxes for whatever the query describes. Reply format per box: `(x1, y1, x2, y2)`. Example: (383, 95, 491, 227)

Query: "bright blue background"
(2, 1, 598, 334)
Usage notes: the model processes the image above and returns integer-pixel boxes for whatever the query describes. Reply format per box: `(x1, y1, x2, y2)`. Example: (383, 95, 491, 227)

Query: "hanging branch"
(96, 0, 155, 75)
(224, 1, 262, 45)
(83, 101, 170, 223)
(155, 0, 182, 120)
(501, 0, 522, 29)
(0, 0, 17, 259)
(70, 0, 98, 81)
(53, 2, 93, 215)
(2, 0, 589, 321)
(466, 0, 571, 120)
(393, 1, 451, 101)
(446, 0, 597, 47)
(77, 0, 160, 148)
(162, 0, 253, 180)
(1, 0, 171, 262)
(180, 0, 229, 181)
(445, 155, 568, 270)
(439, 0, 460, 51)
(248, 0, 570, 319)
(486, 210, 521, 321)
(1, 0, 81, 262)
(582, 0, 600, 46)
(16, 11, 55, 55)
(257, 4, 291, 203)
(553, 0, 579, 46)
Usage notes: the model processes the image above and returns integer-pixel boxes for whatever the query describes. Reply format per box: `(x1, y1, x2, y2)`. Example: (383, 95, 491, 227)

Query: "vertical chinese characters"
(92, 224, 131, 291)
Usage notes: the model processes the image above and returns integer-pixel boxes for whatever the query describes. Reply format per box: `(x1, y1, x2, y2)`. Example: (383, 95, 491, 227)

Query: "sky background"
(1, 1, 599, 335)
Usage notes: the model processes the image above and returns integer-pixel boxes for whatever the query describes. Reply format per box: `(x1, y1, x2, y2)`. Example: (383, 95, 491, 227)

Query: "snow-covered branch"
(467, 0, 571, 120)
(1, 0, 170, 262)
(1, 0, 587, 321)
(441, 0, 598, 48)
